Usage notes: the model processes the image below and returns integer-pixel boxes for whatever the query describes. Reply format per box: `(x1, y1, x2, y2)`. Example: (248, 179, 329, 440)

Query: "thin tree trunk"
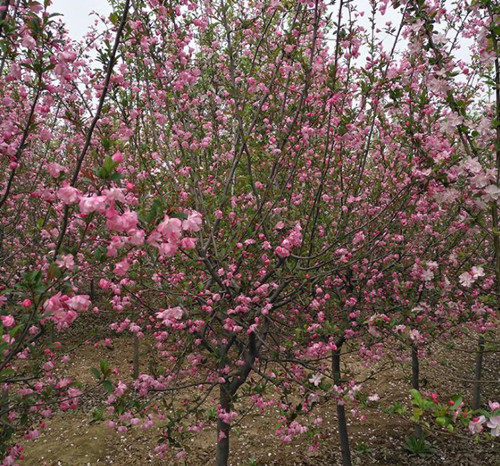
(411, 343, 423, 439)
(90, 278, 95, 301)
(215, 384, 232, 466)
(472, 336, 485, 410)
(332, 339, 352, 466)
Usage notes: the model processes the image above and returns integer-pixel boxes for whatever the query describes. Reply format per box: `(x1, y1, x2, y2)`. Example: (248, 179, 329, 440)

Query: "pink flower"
(57, 185, 80, 204)
(218, 407, 238, 424)
(1, 315, 15, 327)
(409, 329, 422, 343)
(422, 269, 434, 281)
(114, 381, 127, 397)
(488, 401, 500, 411)
(106, 209, 138, 233)
(22, 299, 31, 308)
(47, 162, 67, 178)
(157, 216, 182, 242)
(275, 246, 290, 258)
(112, 151, 124, 163)
(484, 184, 500, 201)
(156, 306, 183, 326)
(353, 231, 365, 245)
(79, 195, 106, 214)
(25, 429, 40, 440)
(471, 266, 485, 279)
(468, 416, 486, 434)
(309, 373, 323, 387)
(103, 188, 125, 203)
(180, 237, 197, 249)
(43, 292, 66, 314)
(56, 254, 75, 270)
(67, 295, 91, 312)
(486, 416, 500, 437)
(114, 258, 130, 276)
(182, 211, 202, 232)
(459, 272, 473, 287)
(158, 242, 178, 257)
(167, 306, 183, 320)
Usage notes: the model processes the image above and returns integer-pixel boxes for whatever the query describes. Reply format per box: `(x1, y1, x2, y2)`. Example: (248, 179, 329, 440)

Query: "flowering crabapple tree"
(0, 0, 200, 462)
(0, 0, 498, 465)
(80, 0, 497, 465)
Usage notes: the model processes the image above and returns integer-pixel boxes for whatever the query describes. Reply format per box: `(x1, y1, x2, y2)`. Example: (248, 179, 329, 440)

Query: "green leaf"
(96, 156, 118, 180)
(436, 416, 447, 426)
(100, 359, 110, 376)
(102, 380, 114, 394)
(169, 211, 188, 220)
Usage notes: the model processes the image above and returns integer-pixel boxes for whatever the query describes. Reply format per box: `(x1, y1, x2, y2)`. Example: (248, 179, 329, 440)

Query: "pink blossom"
(471, 266, 485, 279)
(67, 295, 91, 312)
(459, 272, 474, 287)
(157, 216, 182, 242)
(180, 237, 197, 249)
(157, 306, 184, 324)
(158, 242, 178, 257)
(114, 258, 130, 276)
(56, 254, 75, 270)
(309, 373, 323, 387)
(275, 246, 290, 258)
(1, 315, 15, 327)
(106, 210, 138, 233)
(57, 185, 81, 204)
(468, 416, 486, 434)
(112, 151, 124, 163)
(488, 401, 500, 411)
(79, 195, 107, 214)
(486, 416, 500, 437)
(47, 163, 67, 178)
(182, 211, 202, 232)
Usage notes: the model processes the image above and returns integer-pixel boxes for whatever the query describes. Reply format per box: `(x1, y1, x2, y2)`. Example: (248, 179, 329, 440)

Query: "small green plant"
(404, 435, 433, 458)
(356, 441, 372, 454)
(248, 458, 258, 466)
(385, 401, 406, 415)
(206, 407, 217, 420)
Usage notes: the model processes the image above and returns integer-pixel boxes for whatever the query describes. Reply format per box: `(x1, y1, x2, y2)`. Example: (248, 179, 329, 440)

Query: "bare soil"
(19, 332, 499, 466)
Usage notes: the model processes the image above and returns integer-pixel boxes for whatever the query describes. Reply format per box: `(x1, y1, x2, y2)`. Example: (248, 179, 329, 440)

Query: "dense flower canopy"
(0, 0, 498, 464)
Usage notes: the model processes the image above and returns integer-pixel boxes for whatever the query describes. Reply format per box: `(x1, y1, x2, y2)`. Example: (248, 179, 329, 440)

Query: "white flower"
(471, 266, 485, 279)
(459, 272, 474, 287)
(486, 416, 500, 437)
(468, 416, 486, 434)
(422, 269, 434, 281)
(484, 184, 500, 201)
(309, 373, 323, 387)
(409, 329, 422, 342)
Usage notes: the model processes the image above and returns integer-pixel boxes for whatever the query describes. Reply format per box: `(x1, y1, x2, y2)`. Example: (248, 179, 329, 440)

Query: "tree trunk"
(215, 384, 232, 466)
(90, 278, 95, 301)
(472, 336, 485, 410)
(411, 343, 423, 439)
(332, 340, 352, 466)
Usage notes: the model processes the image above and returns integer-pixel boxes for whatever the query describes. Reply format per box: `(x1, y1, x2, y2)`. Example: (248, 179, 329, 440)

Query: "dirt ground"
(19, 331, 499, 466)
